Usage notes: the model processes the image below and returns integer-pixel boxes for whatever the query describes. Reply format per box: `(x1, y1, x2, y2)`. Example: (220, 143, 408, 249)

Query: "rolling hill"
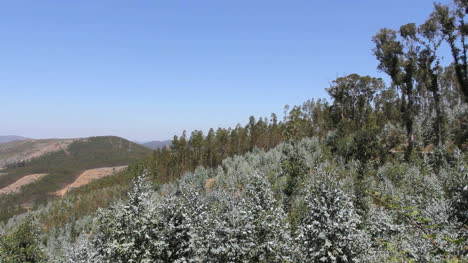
(0, 136, 151, 221)
(0, 138, 75, 167)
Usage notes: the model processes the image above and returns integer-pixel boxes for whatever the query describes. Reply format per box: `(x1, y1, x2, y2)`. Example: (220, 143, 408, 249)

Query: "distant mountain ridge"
(0, 135, 30, 144)
(142, 140, 172, 150)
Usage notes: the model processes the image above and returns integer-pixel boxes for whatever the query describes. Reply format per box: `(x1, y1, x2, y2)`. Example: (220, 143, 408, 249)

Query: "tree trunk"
(404, 74, 415, 162)
(430, 73, 444, 148)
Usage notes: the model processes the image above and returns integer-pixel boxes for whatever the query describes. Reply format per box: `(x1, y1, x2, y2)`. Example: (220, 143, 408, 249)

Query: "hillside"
(0, 138, 76, 167)
(0, 136, 151, 221)
(141, 140, 172, 150)
(0, 135, 30, 144)
(8, 137, 468, 262)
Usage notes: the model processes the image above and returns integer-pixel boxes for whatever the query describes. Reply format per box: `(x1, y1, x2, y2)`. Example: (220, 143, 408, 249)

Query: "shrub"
(0, 217, 47, 263)
(294, 184, 369, 262)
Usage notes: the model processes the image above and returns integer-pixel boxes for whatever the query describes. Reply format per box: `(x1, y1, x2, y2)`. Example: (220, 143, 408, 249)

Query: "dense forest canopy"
(0, 1, 467, 262)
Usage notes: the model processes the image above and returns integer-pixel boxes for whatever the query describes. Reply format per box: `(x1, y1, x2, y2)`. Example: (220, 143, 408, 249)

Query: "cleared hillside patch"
(0, 173, 47, 195)
(53, 166, 127, 196)
(0, 139, 75, 167)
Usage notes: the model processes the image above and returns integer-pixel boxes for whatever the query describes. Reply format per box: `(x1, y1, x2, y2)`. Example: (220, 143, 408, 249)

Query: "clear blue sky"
(1, 0, 447, 141)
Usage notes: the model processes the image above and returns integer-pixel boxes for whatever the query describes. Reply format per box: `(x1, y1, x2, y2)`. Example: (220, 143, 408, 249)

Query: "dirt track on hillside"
(53, 166, 127, 196)
(0, 173, 48, 195)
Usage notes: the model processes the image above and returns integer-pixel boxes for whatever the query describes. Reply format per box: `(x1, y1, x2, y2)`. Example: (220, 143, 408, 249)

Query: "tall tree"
(205, 128, 216, 167)
(433, 0, 468, 102)
(373, 27, 418, 160)
(415, 17, 446, 147)
(326, 74, 385, 131)
(189, 130, 204, 169)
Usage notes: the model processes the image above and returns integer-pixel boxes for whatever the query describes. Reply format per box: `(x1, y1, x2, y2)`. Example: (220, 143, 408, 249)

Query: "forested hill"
(0, 136, 151, 221)
(0, 0, 467, 262)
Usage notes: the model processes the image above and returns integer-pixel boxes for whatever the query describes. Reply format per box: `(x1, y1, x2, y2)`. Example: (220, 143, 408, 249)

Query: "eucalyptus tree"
(373, 28, 418, 160)
(92, 175, 155, 262)
(326, 74, 385, 131)
(399, 19, 447, 148)
(294, 183, 369, 263)
(374, 0, 466, 151)
(433, 0, 468, 102)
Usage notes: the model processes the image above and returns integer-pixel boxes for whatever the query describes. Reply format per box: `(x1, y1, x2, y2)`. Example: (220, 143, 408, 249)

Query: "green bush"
(0, 217, 47, 263)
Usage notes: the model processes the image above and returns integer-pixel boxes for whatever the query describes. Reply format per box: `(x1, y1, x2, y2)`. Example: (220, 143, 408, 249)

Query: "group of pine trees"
(0, 0, 467, 262)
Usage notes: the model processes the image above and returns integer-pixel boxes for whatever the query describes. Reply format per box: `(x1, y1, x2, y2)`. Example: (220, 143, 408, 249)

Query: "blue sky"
(1, 0, 448, 141)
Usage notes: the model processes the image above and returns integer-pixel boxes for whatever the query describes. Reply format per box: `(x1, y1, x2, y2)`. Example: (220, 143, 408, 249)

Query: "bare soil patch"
(205, 178, 217, 191)
(53, 166, 127, 196)
(0, 173, 48, 195)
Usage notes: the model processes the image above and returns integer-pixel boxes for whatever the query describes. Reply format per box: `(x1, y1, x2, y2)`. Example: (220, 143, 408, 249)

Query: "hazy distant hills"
(0, 135, 30, 144)
(141, 140, 172, 150)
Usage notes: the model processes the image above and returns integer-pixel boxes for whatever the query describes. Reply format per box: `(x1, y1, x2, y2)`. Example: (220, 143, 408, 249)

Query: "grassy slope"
(0, 136, 151, 221)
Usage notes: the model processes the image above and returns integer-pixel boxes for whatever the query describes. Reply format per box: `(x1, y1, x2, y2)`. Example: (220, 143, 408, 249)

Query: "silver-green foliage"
(36, 138, 466, 262)
(294, 183, 368, 263)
